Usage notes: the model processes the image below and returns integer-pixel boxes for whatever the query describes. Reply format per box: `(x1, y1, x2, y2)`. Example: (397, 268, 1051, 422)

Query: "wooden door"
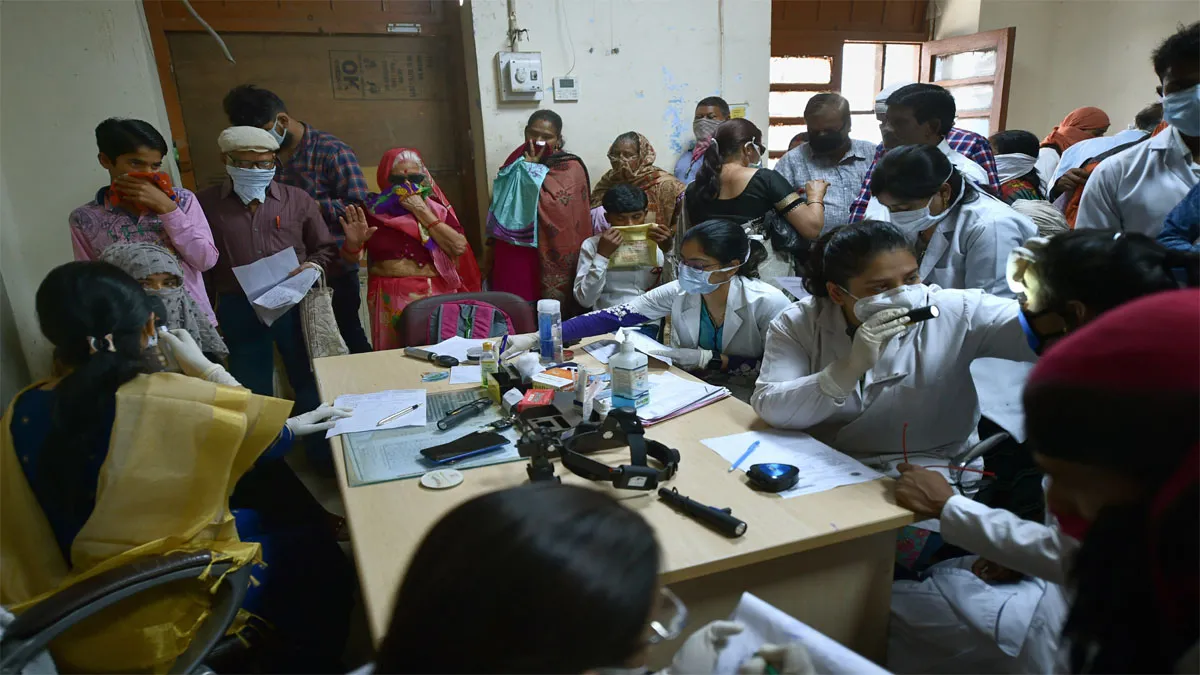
(919, 27, 1016, 136)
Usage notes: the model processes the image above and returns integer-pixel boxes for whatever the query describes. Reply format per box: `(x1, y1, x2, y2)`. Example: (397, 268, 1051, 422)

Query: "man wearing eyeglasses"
(197, 126, 335, 420)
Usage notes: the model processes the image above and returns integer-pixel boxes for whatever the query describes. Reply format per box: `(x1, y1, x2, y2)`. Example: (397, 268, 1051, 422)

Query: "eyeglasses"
(648, 587, 688, 644)
(227, 159, 277, 170)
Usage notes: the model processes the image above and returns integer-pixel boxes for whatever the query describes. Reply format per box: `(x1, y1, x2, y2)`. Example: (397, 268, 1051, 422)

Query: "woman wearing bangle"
(340, 148, 481, 351)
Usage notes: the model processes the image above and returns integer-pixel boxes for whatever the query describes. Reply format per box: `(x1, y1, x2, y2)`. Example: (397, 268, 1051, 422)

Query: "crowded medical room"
(0, 0, 1197, 672)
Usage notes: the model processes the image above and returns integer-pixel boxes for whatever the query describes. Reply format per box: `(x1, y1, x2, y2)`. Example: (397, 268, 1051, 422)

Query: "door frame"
(141, 0, 479, 239)
(919, 27, 1016, 133)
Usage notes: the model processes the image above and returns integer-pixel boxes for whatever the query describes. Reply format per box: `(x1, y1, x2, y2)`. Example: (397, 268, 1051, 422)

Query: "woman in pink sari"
(340, 148, 482, 351)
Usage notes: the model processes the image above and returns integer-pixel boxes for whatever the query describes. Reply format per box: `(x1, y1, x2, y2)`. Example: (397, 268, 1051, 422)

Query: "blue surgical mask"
(1162, 84, 1200, 137)
(226, 165, 276, 205)
(267, 117, 287, 146)
(677, 262, 737, 295)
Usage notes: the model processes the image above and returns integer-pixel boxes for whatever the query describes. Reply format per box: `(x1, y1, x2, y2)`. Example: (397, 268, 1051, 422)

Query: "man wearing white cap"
(848, 83, 1001, 222)
(197, 126, 336, 428)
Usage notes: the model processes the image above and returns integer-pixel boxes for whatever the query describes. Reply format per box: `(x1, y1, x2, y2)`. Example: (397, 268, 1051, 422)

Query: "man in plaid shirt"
(224, 85, 373, 354)
(848, 84, 1000, 223)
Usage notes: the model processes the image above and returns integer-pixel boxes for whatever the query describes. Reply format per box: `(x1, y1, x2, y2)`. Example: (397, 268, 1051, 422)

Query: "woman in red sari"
(485, 110, 592, 318)
(340, 148, 481, 351)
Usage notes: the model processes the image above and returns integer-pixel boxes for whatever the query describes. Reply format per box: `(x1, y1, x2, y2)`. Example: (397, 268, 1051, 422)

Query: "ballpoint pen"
(377, 403, 420, 427)
(499, 334, 509, 356)
(728, 440, 760, 473)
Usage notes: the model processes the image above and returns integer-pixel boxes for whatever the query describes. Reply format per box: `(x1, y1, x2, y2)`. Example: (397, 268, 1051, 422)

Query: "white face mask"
(852, 283, 931, 323)
(267, 116, 287, 146)
(888, 167, 957, 237)
(226, 165, 276, 205)
(744, 141, 765, 169)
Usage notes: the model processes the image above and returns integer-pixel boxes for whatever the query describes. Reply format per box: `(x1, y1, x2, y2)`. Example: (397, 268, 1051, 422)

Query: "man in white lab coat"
(1076, 23, 1200, 236)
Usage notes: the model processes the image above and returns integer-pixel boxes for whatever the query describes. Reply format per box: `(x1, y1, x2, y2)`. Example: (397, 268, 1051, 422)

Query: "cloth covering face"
(1041, 107, 1110, 152)
(590, 133, 686, 226)
(99, 242, 228, 355)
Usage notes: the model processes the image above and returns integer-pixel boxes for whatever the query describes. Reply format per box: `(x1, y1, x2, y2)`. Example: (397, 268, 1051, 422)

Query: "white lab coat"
(573, 235, 664, 310)
(917, 188, 1037, 299)
(1034, 146, 1060, 196)
(862, 139, 992, 222)
(1076, 125, 1199, 236)
(751, 287, 1036, 465)
(620, 276, 791, 359)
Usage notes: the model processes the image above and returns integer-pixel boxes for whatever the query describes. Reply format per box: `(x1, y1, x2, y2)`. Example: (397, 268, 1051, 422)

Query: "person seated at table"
(372, 482, 810, 675)
(988, 130, 1047, 203)
(891, 290, 1199, 674)
(751, 220, 1035, 469)
(591, 131, 685, 228)
(506, 219, 790, 398)
(98, 242, 228, 357)
(339, 147, 481, 352)
(574, 184, 666, 313)
(0, 261, 355, 673)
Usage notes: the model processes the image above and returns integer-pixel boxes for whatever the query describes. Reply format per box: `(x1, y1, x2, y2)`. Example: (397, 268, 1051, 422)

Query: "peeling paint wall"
(468, 0, 770, 192)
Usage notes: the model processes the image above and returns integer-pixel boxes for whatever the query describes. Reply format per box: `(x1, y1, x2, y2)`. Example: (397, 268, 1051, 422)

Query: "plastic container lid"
(537, 299, 561, 313)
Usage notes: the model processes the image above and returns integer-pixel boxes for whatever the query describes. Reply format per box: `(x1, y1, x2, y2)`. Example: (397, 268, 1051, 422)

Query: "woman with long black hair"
(677, 119, 828, 283)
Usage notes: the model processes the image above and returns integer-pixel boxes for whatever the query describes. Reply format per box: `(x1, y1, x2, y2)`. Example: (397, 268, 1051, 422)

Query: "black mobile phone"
(421, 431, 510, 464)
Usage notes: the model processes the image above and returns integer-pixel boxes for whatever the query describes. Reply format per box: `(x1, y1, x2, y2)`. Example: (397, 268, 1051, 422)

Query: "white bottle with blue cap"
(610, 328, 649, 409)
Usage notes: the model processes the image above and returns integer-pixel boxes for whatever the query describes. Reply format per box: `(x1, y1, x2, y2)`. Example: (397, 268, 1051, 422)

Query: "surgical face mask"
(693, 117, 721, 142)
(851, 283, 930, 323)
(1162, 84, 1200, 137)
(808, 128, 847, 153)
(745, 141, 765, 169)
(889, 169, 958, 237)
(225, 165, 276, 205)
(1018, 306, 1071, 356)
(267, 116, 288, 146)
(677, 262, 739, 295)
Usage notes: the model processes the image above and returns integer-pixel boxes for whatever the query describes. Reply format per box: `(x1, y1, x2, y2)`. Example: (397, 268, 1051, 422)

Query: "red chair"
(396, 292, 537, 348)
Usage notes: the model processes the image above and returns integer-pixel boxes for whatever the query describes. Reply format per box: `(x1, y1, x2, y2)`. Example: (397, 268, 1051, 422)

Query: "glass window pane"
(840, 43, 878, 111)
(956, 116, 991, 137)
(850, 114, 883, 146)
(883, 43, 919, 87)
(770, 57, 832, 85)
(769, 91, 819, 118)
(934, 49, 996, 81)
(769, 124, 807, 153)
(946, 84, 994, 112)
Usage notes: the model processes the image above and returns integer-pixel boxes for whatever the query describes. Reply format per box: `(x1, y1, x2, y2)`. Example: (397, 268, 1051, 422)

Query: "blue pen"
(728, 440, 761, 473)
(499, 334, 509, 356)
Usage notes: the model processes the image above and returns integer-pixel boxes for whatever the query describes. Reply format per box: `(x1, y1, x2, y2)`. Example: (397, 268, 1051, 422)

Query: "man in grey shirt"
(773, 93, 876, 233)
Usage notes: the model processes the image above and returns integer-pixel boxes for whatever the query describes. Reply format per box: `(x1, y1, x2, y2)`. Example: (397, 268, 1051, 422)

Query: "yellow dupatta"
(0, 372, 292, 673)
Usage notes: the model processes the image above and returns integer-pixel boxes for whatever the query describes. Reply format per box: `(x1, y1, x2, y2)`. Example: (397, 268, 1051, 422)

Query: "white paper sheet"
(448, 365, 483, 385)
(252, 267, 319, 309)
(325, 389, 427, 438)
(231, 248, 317, 326)
(581, 332, 672, 366)
(775, 276, 812, 301)
(715, 592, 889, 675)
(638, 372, 729, 423)
(701, 429, 882, 498)
(419, 336, 488, 362)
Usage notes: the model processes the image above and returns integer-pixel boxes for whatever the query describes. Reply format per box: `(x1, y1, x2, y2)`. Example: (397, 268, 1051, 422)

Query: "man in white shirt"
(574, 183, 665, 312)
(773, 93, 877, 233)
(1077, 23, 1200, 236)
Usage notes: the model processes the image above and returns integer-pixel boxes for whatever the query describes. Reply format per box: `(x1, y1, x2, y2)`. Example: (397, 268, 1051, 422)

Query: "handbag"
(299, 268, 349, 359)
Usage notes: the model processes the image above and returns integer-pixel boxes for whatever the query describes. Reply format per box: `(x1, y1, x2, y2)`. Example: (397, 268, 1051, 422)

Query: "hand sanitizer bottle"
(610, 328, 650, 409)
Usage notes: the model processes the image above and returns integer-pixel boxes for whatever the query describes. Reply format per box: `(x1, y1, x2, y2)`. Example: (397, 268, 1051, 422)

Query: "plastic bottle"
(537, 298, 564, 364)
(610, 328, 650, 409)
(480, 340, 498, 387)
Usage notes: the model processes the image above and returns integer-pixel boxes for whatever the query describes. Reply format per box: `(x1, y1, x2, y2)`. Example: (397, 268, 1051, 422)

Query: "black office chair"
(0, 551, 252, 674)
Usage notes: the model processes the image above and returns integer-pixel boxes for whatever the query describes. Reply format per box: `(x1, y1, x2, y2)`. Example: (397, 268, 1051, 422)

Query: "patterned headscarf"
(99, 243, 228, 355)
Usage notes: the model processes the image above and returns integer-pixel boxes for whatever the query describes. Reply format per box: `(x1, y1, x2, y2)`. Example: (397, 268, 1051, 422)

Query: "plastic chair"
(397, 292, 537, 347)
(0, 551, 252, 674)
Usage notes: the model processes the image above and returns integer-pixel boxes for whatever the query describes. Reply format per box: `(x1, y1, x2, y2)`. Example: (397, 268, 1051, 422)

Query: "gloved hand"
(159, 328, 243, 387)
(668, 620, 745, 674)
(500, 332, 539, 358)
(647, 346, 713, 370)
(818, 307, 909, 400)
(285, 403, 354, 437)
(737, 643, 815, 675)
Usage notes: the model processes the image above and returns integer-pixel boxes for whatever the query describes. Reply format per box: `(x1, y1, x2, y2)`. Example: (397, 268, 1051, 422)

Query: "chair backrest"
(397, 292, 537, 347)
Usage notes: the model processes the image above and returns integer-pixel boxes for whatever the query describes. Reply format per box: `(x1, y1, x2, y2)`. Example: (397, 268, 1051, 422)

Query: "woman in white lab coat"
(508, 219, 790, 395)
(892, 289, 1199, 674)
(751, 220, 1035, 467)
(871, 144, 1036, 298)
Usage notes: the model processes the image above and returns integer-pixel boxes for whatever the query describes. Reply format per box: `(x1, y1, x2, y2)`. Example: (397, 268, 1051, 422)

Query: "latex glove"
(286, 403, 354, 437)
(818, 307, 910, 399)
(160, 328, 219, 378)
(647, 346, 712, 370)
(737, 643, 815, 675)
(668, 620, 745, 675)
(500, 332, 539, 359)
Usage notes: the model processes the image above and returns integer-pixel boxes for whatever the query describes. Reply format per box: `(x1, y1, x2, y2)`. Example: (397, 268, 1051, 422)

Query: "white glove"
(648, 346, 713, 370)
(668, 620, 745, 675)
(159, 328, 243, 386)
(285, 403, 354, 437)
(736, 643, 815, 675)
(818, 307, 910, 400)
(500, 332, 539, 358)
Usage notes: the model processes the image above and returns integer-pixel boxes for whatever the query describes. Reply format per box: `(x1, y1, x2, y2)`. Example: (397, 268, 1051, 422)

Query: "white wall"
(0, 0, 176, 380)
(971, 0, 1198, 135)
(467, 0, 771, 185)
(932, 0, 981, 39)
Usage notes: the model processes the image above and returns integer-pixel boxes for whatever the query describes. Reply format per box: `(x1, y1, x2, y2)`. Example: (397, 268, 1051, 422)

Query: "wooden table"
(314, 347, 913, 666)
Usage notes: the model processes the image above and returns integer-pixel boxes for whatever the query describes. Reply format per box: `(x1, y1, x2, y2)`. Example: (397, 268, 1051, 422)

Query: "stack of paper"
(637, 372, 730, 425)
(325, 389, 427, 438)
(420, 336, 488, 361)
(582, 330, 674, 366)
(701, 429, 882, 498)
(231, 248, 321, 326)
